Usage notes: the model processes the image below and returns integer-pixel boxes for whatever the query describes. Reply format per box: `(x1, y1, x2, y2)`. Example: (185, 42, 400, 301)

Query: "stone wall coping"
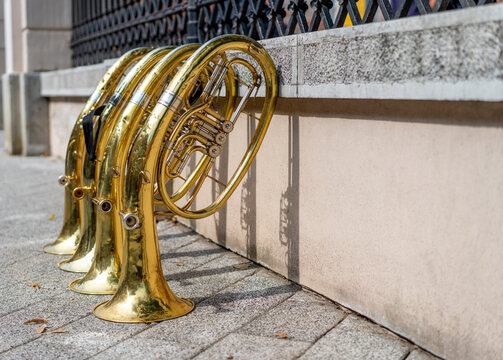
(40, 3, 503, 102)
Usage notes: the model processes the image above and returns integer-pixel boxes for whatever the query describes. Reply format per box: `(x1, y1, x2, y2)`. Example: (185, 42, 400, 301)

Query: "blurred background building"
(1, 1, 503, 359)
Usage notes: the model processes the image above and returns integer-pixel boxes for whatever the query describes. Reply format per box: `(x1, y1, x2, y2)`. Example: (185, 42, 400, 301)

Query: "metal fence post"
(187, 0, 198, 44)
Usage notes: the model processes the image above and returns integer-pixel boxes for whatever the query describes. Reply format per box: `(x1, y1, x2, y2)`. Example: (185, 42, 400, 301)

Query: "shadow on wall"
(239, 111, 301, 281)
(279, 114, 300, 282)
(191, 104, 302, 282)
(213, 135, 229, 247)
(240, 115, 257, 260)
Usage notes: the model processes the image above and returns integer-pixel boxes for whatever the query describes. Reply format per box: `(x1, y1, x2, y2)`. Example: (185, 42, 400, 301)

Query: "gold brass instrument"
(44, 48, 151, 255)
(93, 35, 277, 323)
(69, 44, 202, 294)
(58, 47, 176, 274)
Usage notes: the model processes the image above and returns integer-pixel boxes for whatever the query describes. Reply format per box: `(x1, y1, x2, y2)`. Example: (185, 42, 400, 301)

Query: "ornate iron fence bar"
(71, 0, 496, 66)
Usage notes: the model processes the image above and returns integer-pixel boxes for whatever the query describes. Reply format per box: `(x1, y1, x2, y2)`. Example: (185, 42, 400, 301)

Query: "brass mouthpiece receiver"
(57, 175, 70, 187)
(72, 186, 93, 200)
(93, 198, 113, 213)
(122, 213, 140, 230)
(99, 199, 113, 213)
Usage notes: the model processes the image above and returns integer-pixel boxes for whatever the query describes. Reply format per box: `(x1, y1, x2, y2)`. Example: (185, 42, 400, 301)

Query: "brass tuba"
(58, 46, 176, 274)
(43, 48, 151, 255)
(69, 44, 208, 294)
(93, 35, 278, 323)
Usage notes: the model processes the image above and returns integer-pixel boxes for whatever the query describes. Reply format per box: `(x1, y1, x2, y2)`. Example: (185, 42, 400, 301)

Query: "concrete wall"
(4, 0, 22, 74)
(38, 4, 503, 359)
(48, 97, 86, 157)
(4, 0, 71, 73)
(2, 0, 71, 153)
(0, 0, 5, 129)
(0, 0, 6, 75)
(181, 98, 503, 360)
(20, 0, 72, 72)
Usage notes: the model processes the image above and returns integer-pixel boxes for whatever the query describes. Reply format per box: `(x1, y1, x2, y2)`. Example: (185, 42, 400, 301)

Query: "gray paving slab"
(0, 246, 43, 267)
(406, 348, 442, 360)
(237, 290, 346, 343)
(166, 251, 261, 300)
(92, 269, 300, 360)
(194, 333, 310, 360)
(157, 220, 201, 253)
(160, 235, 228, 277)
(299, 314, 411, 360)
(2, 315, 150, 360)
(0, 254, 90, 317)
(0, 253, 66, 287)
(0, 292, 108, 352)
(0, 280, 68, 318)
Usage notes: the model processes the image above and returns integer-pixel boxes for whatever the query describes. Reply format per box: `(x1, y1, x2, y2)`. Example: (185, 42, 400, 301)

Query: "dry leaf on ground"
(233, 262, 252, 270)
(46, 330, 67, 334)
(23, 318, 48, 325)
(275, 331, 288, 339)
(28, 283, 40, 290)
(68, 298, 75, 301)
(36, 326, 47, 334)
(49, 213, 55, 221)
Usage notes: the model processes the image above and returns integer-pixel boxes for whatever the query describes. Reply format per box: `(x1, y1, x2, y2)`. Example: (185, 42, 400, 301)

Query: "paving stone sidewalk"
(0, 132, 440, 360)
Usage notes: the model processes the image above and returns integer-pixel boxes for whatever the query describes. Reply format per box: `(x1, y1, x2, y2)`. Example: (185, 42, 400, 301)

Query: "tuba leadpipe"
(92, 35, 276, 323)
(58, 46, 176, 274)
(43, 48, 151, 255)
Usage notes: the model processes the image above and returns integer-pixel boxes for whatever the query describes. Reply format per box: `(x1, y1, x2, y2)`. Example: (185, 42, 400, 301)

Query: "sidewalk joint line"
(0, 312, 93, 355)
(293, 313, 348, 359)
(85, 256, 260, 359)
(189, 285, 298, 358)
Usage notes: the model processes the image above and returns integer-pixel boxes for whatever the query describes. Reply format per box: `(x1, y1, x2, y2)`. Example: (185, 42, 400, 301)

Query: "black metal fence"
(71, 0, 496, 66)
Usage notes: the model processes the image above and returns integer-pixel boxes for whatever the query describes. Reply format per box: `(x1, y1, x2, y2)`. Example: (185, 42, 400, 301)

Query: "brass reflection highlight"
(93, 35, 277, 323)
(70, 45, 200, 294)
(44, 48, 151, 255)
(58, 47, 176, 275)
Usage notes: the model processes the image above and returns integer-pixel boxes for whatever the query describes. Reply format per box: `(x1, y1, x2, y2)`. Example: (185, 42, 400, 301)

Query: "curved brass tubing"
(85, 44, 204, 301)
(44, 48, 151, 255)
(59, 47, 175, 275)
(158, 38, 277, 219)
(93, 44, 221, 322)
(67, 46, 177, 285)
(92, 35, 274, 323)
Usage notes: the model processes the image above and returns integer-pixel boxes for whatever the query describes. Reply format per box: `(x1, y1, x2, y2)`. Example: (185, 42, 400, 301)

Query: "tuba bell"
(93, 35, 277, 323)
(43, 48, 151, 255)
